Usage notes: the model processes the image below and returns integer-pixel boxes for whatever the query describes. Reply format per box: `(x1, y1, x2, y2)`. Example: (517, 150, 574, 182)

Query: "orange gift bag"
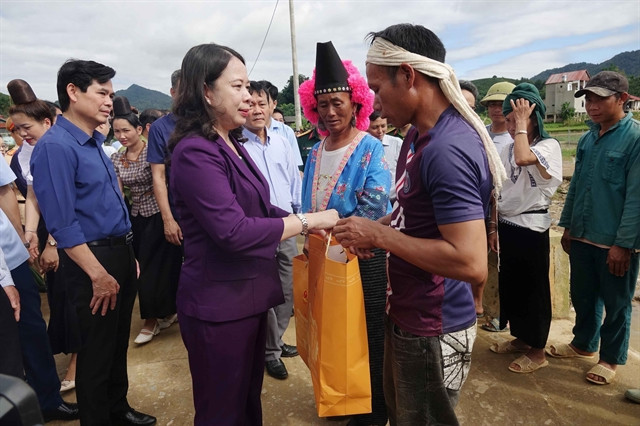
(293, 233, 371, 417)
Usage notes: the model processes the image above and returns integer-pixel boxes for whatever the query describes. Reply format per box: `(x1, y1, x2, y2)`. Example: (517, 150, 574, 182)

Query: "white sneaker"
(134, 323, 160, 344)
(158, 313, 178, 330)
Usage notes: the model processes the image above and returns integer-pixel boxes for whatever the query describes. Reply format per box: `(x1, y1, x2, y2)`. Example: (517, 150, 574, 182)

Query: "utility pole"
(289, 0, 302, 132)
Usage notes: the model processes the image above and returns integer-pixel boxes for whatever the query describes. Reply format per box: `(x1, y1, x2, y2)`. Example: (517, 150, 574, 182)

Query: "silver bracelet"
(516, 130, 528, 135)
(295, 213, 308, 236)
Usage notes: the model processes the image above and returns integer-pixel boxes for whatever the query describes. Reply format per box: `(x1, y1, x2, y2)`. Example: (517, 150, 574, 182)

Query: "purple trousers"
(179, 311, 268, 425)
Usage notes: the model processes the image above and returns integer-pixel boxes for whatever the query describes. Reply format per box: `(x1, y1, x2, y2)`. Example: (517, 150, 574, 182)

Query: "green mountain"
(467, 50, 640, 109)
(530, 50, 639, 82)
(114, 84, 172, 111)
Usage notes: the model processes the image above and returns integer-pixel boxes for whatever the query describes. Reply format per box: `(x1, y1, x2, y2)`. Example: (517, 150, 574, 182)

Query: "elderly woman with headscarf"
(487, 83, 562, 373)
(299, 41, 390, 426)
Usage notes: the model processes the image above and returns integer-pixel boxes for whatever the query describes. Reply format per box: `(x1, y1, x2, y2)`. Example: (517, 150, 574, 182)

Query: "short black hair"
(369, 111, 381, 121)
(367, 24, 445, 61)
(459, 80, 479, 102)
(170, 69, 181, 89)
(273, 107, 284, 116)
(257, 80, 278, 102)
(139, 108, 163, 128)
(57, 59, 115, 112)
(366, 24, 446, 81)
(248, 80, 268, 97)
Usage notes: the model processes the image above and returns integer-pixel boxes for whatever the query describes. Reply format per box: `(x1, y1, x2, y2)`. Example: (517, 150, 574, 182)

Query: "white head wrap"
(366, 37, 507, 193)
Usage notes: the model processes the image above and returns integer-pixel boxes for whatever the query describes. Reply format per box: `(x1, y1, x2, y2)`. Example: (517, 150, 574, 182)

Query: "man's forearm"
(376, 219, 488, 285)
(25, 185, 41, 234)
(64, 244, 109, 281)
(151, 164, 175, 221)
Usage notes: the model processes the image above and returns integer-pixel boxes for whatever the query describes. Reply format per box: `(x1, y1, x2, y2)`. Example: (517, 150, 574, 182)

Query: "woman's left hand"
(39, 244, 59, 272)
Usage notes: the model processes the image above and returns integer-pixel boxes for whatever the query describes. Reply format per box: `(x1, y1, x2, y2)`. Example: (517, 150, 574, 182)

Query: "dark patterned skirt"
(353, 248, 388, 426)
(131, 212, 182, 319)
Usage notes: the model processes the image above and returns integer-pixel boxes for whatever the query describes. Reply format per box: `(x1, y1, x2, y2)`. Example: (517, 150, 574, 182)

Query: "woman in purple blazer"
(169, 43, 338, 425)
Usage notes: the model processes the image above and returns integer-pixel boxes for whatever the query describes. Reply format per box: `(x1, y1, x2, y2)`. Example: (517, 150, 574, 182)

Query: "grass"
(562, 147, 576, 159)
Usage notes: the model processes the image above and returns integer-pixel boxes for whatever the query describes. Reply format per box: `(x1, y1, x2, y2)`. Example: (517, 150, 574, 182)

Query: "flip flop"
(508, 355, 549, 374)
(586, 364, 616, 385)
(545, 343, 595, 359)
(481, 318, 509, 332)
(490, 340, 528, 354)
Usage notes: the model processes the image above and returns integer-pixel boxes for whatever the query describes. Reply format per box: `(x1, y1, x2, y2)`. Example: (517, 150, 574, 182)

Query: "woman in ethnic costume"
(487, 83, 562, 373)
(299, 41, 390, 426)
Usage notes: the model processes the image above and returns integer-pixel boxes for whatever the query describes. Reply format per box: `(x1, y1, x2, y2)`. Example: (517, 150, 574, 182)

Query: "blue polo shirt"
(147, 113, 177, 164)
(30, 116, 131, 248)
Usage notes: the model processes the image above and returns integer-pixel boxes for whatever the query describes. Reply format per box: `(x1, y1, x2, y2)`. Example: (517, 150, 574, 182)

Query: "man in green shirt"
(552, 71, 640, 386)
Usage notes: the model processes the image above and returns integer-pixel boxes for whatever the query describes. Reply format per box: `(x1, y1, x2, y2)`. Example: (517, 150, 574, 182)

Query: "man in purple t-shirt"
(335, 24, 496, 425)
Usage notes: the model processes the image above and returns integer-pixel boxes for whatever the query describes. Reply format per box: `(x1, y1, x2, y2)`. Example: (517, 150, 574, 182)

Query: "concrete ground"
(44, 294, 640, 426)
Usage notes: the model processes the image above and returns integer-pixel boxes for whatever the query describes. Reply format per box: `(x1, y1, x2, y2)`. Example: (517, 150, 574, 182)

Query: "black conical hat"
(113, 96, 132, 117)
(314, 41, 351, 96)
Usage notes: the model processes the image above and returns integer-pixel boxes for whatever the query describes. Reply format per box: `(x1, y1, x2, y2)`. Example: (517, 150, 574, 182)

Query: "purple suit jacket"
(171, 134, 288, 322)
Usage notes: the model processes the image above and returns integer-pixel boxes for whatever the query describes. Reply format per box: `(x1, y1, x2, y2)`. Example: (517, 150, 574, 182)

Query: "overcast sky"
(1, 0, 638, 103)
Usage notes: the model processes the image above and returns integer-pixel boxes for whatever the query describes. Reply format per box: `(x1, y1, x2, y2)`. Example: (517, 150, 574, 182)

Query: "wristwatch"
(47, 239, 57, 247)
(295, 213, 309, 236)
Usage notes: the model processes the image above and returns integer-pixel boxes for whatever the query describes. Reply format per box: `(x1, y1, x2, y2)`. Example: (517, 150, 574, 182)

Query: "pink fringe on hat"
(299, 60, 374, 137)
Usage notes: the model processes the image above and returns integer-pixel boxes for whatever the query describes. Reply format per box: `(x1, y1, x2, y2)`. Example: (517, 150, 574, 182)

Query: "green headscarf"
(502, 82, 550, 139)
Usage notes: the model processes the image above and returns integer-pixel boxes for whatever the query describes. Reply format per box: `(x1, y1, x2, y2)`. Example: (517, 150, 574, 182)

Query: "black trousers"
(498, 222, 552, 349)
(0, 287, 22, 378)
(59, 243, 137, 426)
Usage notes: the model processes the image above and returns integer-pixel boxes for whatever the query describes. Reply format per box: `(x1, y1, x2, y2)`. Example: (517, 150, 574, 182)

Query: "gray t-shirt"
(486, 124, 512, 155)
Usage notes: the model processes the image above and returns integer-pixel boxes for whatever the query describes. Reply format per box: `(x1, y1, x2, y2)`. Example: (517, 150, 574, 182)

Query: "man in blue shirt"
(147, 70, 182, 248)
(243, 81, 302, 380)
(0, 159, 79, 422)
(31, 59, 156, 426)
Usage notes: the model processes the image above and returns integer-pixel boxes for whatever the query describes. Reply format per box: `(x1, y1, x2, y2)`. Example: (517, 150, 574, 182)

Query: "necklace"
(121, 141, 146, 168)
(311, 131, 364, 212)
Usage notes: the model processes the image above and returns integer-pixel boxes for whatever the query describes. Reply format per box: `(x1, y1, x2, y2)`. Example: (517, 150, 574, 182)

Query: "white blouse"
(498, 137, 563, 232)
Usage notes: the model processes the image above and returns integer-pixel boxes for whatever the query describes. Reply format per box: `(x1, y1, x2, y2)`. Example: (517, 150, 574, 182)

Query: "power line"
(248, 0, 279, 77)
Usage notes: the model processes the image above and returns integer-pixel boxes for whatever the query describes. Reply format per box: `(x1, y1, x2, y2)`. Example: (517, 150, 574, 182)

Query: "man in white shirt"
(0, 159, 79, 421)
(367, 111, 402, 205)
(0, 244, 22, 378)
(242, 81, 302, 380)
(259, 80, 304, 171)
